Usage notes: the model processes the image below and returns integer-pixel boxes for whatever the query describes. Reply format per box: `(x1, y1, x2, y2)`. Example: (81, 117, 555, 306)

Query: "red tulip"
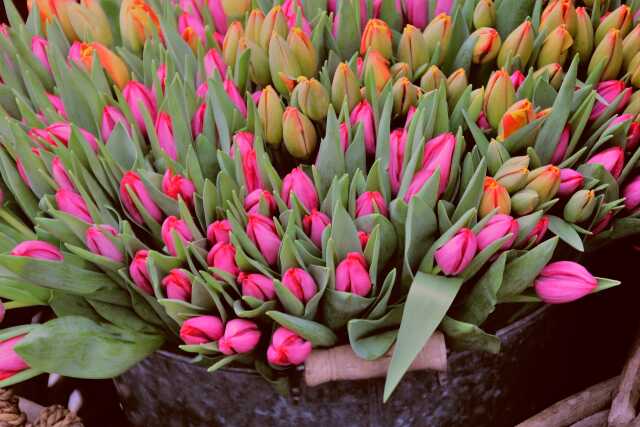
(281, 167, 319, 211)
(207, 220, 232, 245)
(56, 189, 92, 223)
(521, 216, 549, 247)
(180, 315, 223, 344)
(267, 327, 312, 366)
(120, 171, 164, 223)
(178, 11, 206, 48)
(338, 122, 350, 153)
(218, 319, 261, 355)
(476, 214, 519, 251)
(534, 261, 597, 304)
(350, 101, 376, 155)
(161, 216, 194, 257)
(510, 70, 526, 91)
(405, 132, 456, 201)
(246, 214, 281, 265)
(335, 252, 372, 296)
(355, 191, 388, 217)
(207, 242, 239, 277)
(129, 250, 153, 294)
(303, 209, 330, 247)
(434, 228, 477, 276)
(0, 336, 29, 381)
(358, 231, 369, 249)
(238, 272, 275, 301)
(162, 170, 195, 207)
(155, 112, 178, 160)
(587, 146, 625, 178)
(123, 80, 157, 134)
(592, 211, 614, 235)
(85, 224, 123, 262)
(282, 267, 317, 303)
(244, 189, 277, 216)
(11, 240, 63, 261)
(162, 269, 192, 301)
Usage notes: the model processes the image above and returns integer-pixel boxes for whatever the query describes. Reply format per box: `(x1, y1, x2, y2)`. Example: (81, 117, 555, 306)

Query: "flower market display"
(0, 0, 636, 406)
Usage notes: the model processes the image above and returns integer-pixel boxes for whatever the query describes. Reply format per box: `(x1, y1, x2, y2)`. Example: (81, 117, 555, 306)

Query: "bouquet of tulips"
(0, 0, 635, 402)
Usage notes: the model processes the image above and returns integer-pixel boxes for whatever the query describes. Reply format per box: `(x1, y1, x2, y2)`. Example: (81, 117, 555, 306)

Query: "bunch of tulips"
(0, 0, 635, 401)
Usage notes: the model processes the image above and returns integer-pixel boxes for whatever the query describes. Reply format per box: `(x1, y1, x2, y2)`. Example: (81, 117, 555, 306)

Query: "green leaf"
(322, 289, 373, 330)
(498, 237, 558, 298)
(267, 310, 337, 347)
(330, 204, 362, 259)
(496, 0, 534, 38)
(547, 215, 584, 252)
(441, 317, 501, 353)
(456, 252, 507, 325)
(348, 306, 403, 360)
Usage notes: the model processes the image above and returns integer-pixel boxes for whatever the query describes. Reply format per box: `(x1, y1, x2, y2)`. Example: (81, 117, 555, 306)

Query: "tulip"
(486, 139, 510, 176)
(230, 134, 263, 193)
(350, 101, 376, 155)
(154, 112, 178, 161)
(245, 9, 265, 44)
(191, 103, 207, 137)
(539, 25, 574, 68)
(591, 211, 614, 235)
(28, 0, 77, 40)
(40, 122, 99, 152)
(291, 78, 330, 122)
(511, 188, 540, 215)
(484, 70, 516, 129)
(162, 170, 195, 207)
(446, 68, 467, 107)
(222, 21, 244, 69)
(388, 129, 407, 195)
(405, 132, 456, 201)
(498, 99, 535, 140)
(204, 48, 227, 79)
(0, 336, 29, 381)
(207, 220, 232, 245)
(101, 105, 130, 141)
(362, 50, 392, 94)
(179, 12, 206, 49)
(281, 168, 318, 212)
(494, 156, 530, 193)
(179, 316, 223, 345)
(120, 171, 163, 223)
(420, 65, 445, 93)
(525, 165, 561, 203)
(573, 7, 593, 61)
(45, 93, 67, 120)
(337, 122, 350, 153)
(473, 0, 496, 29)
(282, 267, 317, 303)
(281, 0, 311, 36)
(392, 78, 420, 117)
(303, 210, 330, 248)
(625, 91, 640, 116)
(564, 190, 596, 223)
(288, 27, 318, 78)
(69, 41, 130, 90)
(268, 34, 301, 96)
(590, 80, 631, 120)
(123, 81, 157, 135)
(65, 0, 113, 45)
(11, 240, 63, 261)
(588, 29, 623, 81)
(358, 231, 369, 249)
(623, 25, 640, 69)
(207, 242, 239, 277)
(246, 214, 281, 266)
(596, 5, 632, 46)
(119, 0, 161, 52)
(282, 107, 318, 159)
(539, 0, 577, 37)
(471, 27, 502, 64)
(587, 146, 624, 178)
(558, 168, 584, 197)
(477, 214, 519, 251)
(331, 63, 361, 112)
(51, 156, 74, 191)
(550, 125, 571, 165)
(355, 191, 388, 218)
(267, 327, 312, 366)
(257, 86, 284, 147)
(434, 228, 477, 276)
(360, 19, 393, 59)
(85, 224, 123, 262)
(608, 114, 639, 149)
(423, 13, 452, 64)
(521, 215, 549, 247)
(223, 78, 247, 119)
(56, 189, 92, 223)
(129, 249, 153, 294)
(244, 189, 277, 217)
(534, 261, 597, 304)
(161, 216, 194, 257)
(402, 0, 429, 29)
(623, 176, 640, 211)
(258, 6, 288, 50)
(479, 177, 511, 217)
(533, 63, 565, 90)
(238, 272, 275, 301)
(218, 319, 261, 355)
(629, 53, 640, 88)
(160, 269, 192, 301)
(335, 252, 372, 296)
(497, 21, 534, 69)
(31, 36, 50, 72)
(398, 25, 428, 73)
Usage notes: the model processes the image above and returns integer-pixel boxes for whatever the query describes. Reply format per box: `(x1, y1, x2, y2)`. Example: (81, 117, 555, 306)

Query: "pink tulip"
(162, 170, 196, 207)
(46, 94, 67, 119)
(231, 131, 254, 155)
(623, 175, 640, 211)
(358, 231, 369, 249)
(129, 250, 153, 294)
(161, 216, 194, 257)
(207, 220, 232, 245)
(120, 171, 164, 223)
(282, 0, 312, 35)
(609, 114, 640, 151)
(192, 103, 207, 137)
(434, 228, 478, 276)
(551, 125, 570, 164)
(196, 82, 209, 99)
(0, 336, 29, 381)
(388, 129, 407, 195)
(303, 209, 330, 247)
(592, 211, 614, 235)
(281, 168, 319, 211)
(405, 132, 456, 201)
(162, 269, 192, 301)
(56, 189, 92, 223)
(178, 12, 206, 45)
(180, 315, 223, 344)
(246, 214, 281, 265)
(123, 81, 157, 135)
(204, 48, 227, 78)
(15, 147, 40, 189)
(43, 122, 98, 152)
(51, 156, 75, 191)
(590, 80, 631, 120)
(587, 146, 625, 178)
(402, 0, 429, 29)
(101, 105, 130, 141)
(208, 0, 228, 33)
(32, 36, 50, 72)
(238, 272, 275, 301)
(224, 78, 247, 118)
(338, 122, 349, 153)
(404, 106, 416, 129)
(11, 240, 63, 261)
(355, 191, 388, 217)
(350, 101, 376, 155)
(207, 242, 239, 277)
(85, 224, 123, 262)
(155, 112, 178, 161)
(534, 261, 597, 304)
(251, 90, 262, 105)
(231, 132, 263, 193)
(521, 216, 549, 247)
(282, 268, 317, 303)
(218, 319, 261, 355)
(477, 112, 492, 131)
(476, 214, 519, 251)
(179, 0, 202, 18)
(155, 64, 167, 94)
(510, 70, 526, 91)
(558, 168, 584, 197)
(335, 252, 372, 296)
(267, 327, 312, 366)
(244, 189, 277, 216)
(434, 0, 454, 16)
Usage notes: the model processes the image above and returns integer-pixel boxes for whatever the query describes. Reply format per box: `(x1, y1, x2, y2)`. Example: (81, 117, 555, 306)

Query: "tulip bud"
(207, 220, 231, 246)
(358, 231, 369, 249)
(162, 269, 192, 301)
(539, 0, 577, 37)
(56, 189, 92, 223)
(591, 211, 614, 235)
(588, 29, 623, 81)
(331, 63, 361, 113)
(401, 0, 429, 29)
(392, 77, 420, 117)
(282, 267, 317, 303)
(101, 105, 130, 141)
(587, 146, 624, 178)
(550, 125, 571, 165)
(423, 13, 452, 64)
(434, 228, 478, 276)
(119, 0, 161, 52)
(623, 175, 640, 211)
(267, 327, 312, 366)
(180, 316, 223, 344)
(207, 242, 239, 277)
(558, 168, 584, 197)
(31, 36, 51, 72)
(534, 261, 597, 304)
(123, 81, 157, 135)
(336, 252, 372, 296)
(520, 215, 549, 247)
(525, 165, 561, 202)
(479, 177, 511, 217)
(629, 52, 640, 88)
(222, 22, 244, 70)
(230, 132, 264, 193)
(291, 78, 330, 122)
(11, 240, 63, 261)
(497, 20, 534, 68)
(398, 25, 428, 73)
(179, 12, 206, 50)
(484, 70, 516, 129)
(350, 101, 376, 155)
(302, 209, 330, 248)
(254, 86, 284, 147)
(563, 189, 596, 223)
(361, 19, 393, 59)
(281, 167, 318, 212)
(0, 336, 29, 381)
(511, 189, 540, 215)
(50, 156, 73, 192)
(596, 5, 632, 46)
(244, 189, 277, 217)
(486, 139, 510, 175)
(624, 91, 640, 116)
(85, 224, 123, 262)
(245, 9, 265, 44)
(591, 80, 631, 120)
(388, 129, 407, 195)
(246, 214, 281, 266)
(405, 132, 456, 201)
(129, 250, 153, 294)
(420, 65, 445, 93)
(623, 25, 640, 69)
(473, 0, 496, 29)
(161, 216, 194, 257)
(236, 272, 275, 301)
(269, 34, 301, 95)
(362, 50, 392, 93)
(538, 25, 573, 67)
(120, 171, 163, 223)
(65, 0, 113, 45)
(446, 68, 467, 107)
(533, 63, 564, 90)
(204, 49, 227, 80)
(472, 27, 502, 64)
(259, 6, 288, 50)
(494, 156, 530, 193)
(29, 0, 77, 40)
(154, 112, 178, 161)
(69, 42, 130, 89)
(511, 70, 525, 90)
(477, 214, 519, 251)
(191, 102, 206, 137)
(162, 170, 195, 207)
(282, 107, 318, 159)
(288, 27, 318, 78)
(355, 191, 388, 218)
(573, 7, 594, 61)
(498, 99, 535, 140)
(224, 78, 248, 118)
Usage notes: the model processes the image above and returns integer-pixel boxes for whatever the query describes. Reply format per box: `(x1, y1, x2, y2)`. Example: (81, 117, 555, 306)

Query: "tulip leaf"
(348, 306, 403, 360)
(266, 311, 337, 347)
(462, 110, 490, 156)
(451, 158, 486, 223)
(316, 108, 346, 195)
(547, 215, 584, 252)
(15, 316, 164, 379)
(331, 205, 362, 259)
(442, 9, 470, 74)
(384, 273, 463, 402)
(496, 0, 535, 38)
(594, 277, 621, 293)
(441, 316, 501, 354)
(322, 289, 374, 330)
(274, 279, 305, 317)
(498, 237, 558, 299)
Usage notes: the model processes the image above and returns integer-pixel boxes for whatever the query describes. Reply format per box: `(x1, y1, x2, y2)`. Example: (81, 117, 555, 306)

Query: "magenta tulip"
(282, 268, 317, 303)
(405, 132, 456, 201)
(162, 269, 192, 301)
(155, 112, 178, 160)
(534, 261, 597, 304)
(231, 132, 263, 193)
(355, 191, 388, 217)
(267, 327, 312, 366)
(520, 216, 549, 247)
(592, 211, 614, 235)
(123, 81, 157, 134)
(551, 125, 570, 164)
(476, 214, 519, 251)
(162, 170, 196, 207)
(196, 82, 209, 99)
(56, 189, 92, 223)
(161, 216, 194, 257)
(404, 106, 416, 128)
(434, 228, 478, 276)
(120, 171, 164, 223)
(218, 319, 261, 355)
(178, 11, 206, 45)
(587, 146, 625, 178)
(11, 240, 63, 261)
(350, 101, 376, 155)
(0, 336, 29, 381)
(44, 122, 98, 152)
(434, 0, 454, 15)
(207, 242, 240, 277)
(402, 0, 429, 29)
(32, 36, 50, 72)
(46, 94, 67, 119)
(207, 0, 228, 34)
(224, 78, 247, 118)
(338, 122, 350, 153)
(204, 48, 227, 78)
(558, 169, 584, 197)
(335, 252, 372, 296)
(244, 189, 277, 216)
(388, 129, 407, 195)
(281, 167, 319, 212)
(510, 70, 525, 91)
(155, 64, 167, 94)
(129, 250, 153, 294)
(623, 175, 640, 211)
(246, 214, 281, 266)
(191, 103, 206, 137)
(303, 209, 330, 247)
(51, 156, 75, 191)
(179, 315, 223, 345)
(101, 105, 130, 141)
(207, 220, 232, 245)
(590, 80, 631, 120)
(609, 114, 640, 151)
(238, 272, 275, 301)
(85, 224, 123, 262)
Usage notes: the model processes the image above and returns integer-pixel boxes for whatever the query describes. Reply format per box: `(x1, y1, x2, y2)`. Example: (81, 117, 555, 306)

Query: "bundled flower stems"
(0, 0, 635, 404)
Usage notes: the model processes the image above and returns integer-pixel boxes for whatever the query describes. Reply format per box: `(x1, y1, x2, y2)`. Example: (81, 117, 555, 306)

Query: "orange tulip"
(69, 42, 130, 89)
(498, 99, 535, 140)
